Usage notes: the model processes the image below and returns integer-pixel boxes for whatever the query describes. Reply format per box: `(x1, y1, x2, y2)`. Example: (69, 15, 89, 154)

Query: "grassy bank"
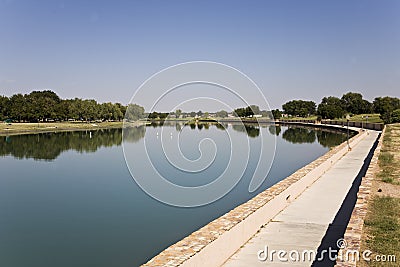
(377, 125, 399, 184)
(361, 196, 400, 266)
(360, 124, 400, 266)
(0, 121, 123, 136)
(279, 115, 318, 121)
(336, 113, 383, 124)
(281, 114, 383, 123)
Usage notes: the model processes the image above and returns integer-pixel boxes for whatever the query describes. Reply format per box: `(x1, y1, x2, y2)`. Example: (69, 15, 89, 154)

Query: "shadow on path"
(311, 132, 381, 267)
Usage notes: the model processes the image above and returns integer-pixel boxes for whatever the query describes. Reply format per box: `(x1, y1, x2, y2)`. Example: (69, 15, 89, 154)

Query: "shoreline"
(0, 122, 125, 136)
(0, 119, 364, 137)
(142, 126, 369, 266)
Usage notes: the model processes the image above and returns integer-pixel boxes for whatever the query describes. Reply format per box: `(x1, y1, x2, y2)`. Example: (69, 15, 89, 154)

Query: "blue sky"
(0, 0, 399, 110)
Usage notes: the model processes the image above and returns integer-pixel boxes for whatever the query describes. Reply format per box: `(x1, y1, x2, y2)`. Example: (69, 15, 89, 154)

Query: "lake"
(0, 123, 347, 267)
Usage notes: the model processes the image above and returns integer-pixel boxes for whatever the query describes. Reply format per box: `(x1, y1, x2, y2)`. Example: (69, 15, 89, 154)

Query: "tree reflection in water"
(282, 126, 347, 147)
(1, 127, 146, 161)
(268, 125, 281, 136)
(231, 124, 260, 138)
(316, 130, 347, 148)
(282, 127, 316, 144)
(0, 123, 347, 161)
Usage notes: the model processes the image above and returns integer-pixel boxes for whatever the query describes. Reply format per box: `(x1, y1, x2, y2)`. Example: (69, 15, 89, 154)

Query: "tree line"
(1, 90, 399, 124)
(280, 92, 400, 124)
(0, 90, 134, 122)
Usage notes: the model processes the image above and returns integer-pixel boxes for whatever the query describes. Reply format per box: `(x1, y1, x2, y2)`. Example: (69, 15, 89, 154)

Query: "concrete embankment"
(335, 129, 385, 267)
(224, 130, 379, 266)
(143, 125, 380, 267)
(277, 119, 384, 131)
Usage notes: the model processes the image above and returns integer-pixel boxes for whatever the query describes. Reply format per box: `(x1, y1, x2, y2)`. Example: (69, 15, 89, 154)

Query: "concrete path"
(223, 130, 379, 267)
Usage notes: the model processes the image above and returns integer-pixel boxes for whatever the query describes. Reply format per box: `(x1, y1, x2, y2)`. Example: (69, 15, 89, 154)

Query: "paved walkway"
(223, 130, 379, 267)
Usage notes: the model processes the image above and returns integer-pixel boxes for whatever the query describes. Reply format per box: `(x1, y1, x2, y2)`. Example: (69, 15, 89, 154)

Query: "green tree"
(24, 90, 61, 121)
(147, 111, 159, 119)
(68, 98, 83, 120)
(249, 105, 261, 115)
(317, 96, 345, 119)
(373, 96, 400, 124)
(233, 105, 259, 117)
(111, 103, 123, 121)
(56, 99, 72, 121)
(9, 94, 27, 122)
(116, 103, 127, 121)
(0, 95, 10, 120)
(282, 100, 316, 117)
(175, 109, 182, 118)
(158, 112, 168, 120)
(216, 110, 228, 118)
(80, 99, 98, 121)
(260, 110, 271, 118)
(233, 107, 245, 117)
(341, 92, 372, 114)
(391, 109, 400, 123)
(126, 104, 145, 121)
(271, 109, 282, 119)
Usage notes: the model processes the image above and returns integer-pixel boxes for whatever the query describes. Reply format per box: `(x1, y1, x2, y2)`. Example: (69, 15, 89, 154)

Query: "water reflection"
(0, 127, 145, 161)
(0, 122, 349, 266)
(282, 127, 316, 144)
(282, 126, 347, 147)
(268, 125, 281, 136)
(231, 124, 260, 138)
(122, 126, 146, 143)
(0, 123, 347, 161)
(316, 130, 347, 148)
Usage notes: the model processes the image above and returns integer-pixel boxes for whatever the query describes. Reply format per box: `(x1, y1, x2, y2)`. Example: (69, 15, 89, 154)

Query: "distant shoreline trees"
(282, 92, 400, 124)
(282, 100, 316, 117)
(233, 105, 262, 117)
(1, 90, 400, 124)
(0, 90, 128, 122)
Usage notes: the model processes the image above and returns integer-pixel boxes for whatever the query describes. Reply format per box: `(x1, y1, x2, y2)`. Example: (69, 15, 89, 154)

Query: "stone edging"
(143, 128, 366, 267)
(335, 128, 385, 267)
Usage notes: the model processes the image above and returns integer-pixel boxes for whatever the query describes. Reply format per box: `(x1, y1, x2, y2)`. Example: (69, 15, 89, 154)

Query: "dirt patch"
(372, 181, 400, 198)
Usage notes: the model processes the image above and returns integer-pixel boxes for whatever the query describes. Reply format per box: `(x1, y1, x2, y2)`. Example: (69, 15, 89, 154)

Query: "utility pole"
(346, 114, 351, 151)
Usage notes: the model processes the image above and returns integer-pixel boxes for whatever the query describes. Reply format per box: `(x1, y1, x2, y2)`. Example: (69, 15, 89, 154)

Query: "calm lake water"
(0, 123, 347, 267)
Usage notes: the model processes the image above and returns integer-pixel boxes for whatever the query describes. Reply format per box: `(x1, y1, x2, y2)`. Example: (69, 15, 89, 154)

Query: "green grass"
(363, 196, 400, 266)
(360, 124, 400, 266)
(336, 113, 383, 123)
(377, 124, 399, 185)
(381, 176, 395, 184)
(280, 116, 318, 121)
(379, 152, 394, 164)
(280, 114, 383, 123)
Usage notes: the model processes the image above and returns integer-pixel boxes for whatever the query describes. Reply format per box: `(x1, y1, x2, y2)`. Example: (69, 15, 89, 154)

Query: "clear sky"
(0, 0, 399, 110)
